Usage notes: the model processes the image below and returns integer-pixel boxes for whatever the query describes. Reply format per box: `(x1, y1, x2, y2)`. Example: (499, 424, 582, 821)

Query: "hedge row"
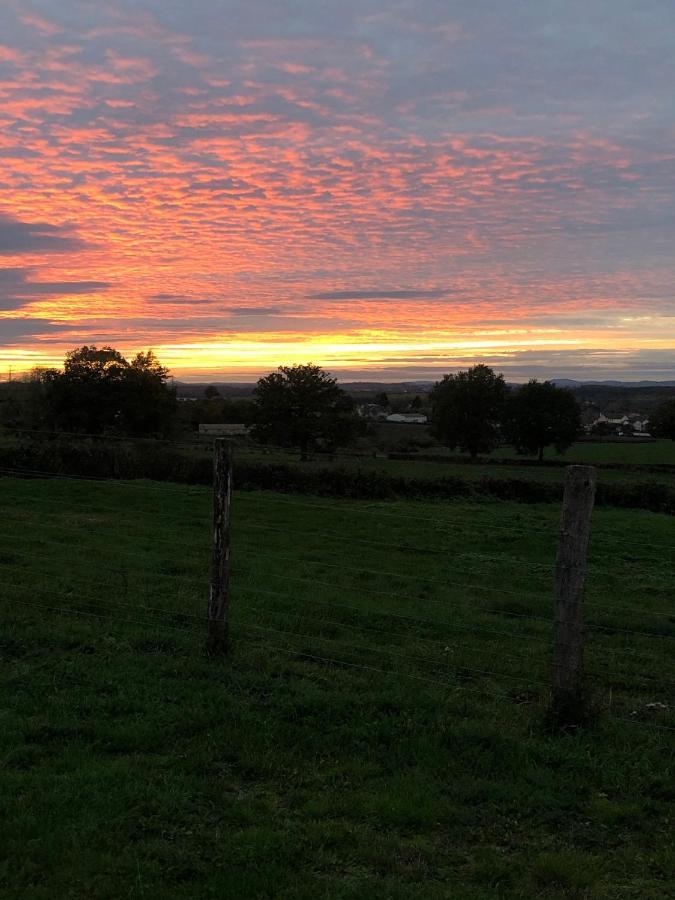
(1, 439, 673, 514)
(388, 451, 675, 475)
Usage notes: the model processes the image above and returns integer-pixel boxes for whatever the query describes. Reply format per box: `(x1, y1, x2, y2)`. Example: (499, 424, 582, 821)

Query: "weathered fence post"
(207, 439, 232, 657)
(551, 465, 597, 726)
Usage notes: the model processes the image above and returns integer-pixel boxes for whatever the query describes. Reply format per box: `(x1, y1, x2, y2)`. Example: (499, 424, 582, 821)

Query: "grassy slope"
(1, 476, 673, 898)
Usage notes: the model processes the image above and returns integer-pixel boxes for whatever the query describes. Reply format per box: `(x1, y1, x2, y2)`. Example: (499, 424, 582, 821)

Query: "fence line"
(6, 589, 671, 731)
(1, 455, 673, 733)
(4, 560, 671, 682)
(2, 458, 673, 555)
(2, 529, 673, 631)
(2, 464, 673, 564)
(0, 501, 671, 592)
(5, 585, 672, 690)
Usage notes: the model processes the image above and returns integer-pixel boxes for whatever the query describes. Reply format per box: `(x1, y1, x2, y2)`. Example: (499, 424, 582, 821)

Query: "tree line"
(3, 346, 675, 458)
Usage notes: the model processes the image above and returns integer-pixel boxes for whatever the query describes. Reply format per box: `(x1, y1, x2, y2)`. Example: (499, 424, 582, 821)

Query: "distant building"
(357, 403, 389, 421)
(198, 423, 249, 436)
(385, 413, 428, 424)
(585, 412, 653, 437)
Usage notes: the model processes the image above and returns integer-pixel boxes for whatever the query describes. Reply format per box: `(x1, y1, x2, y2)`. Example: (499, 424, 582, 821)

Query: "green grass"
(1, 476, 674, 898)
(488, 441, 675, 466)
(239, 443, 675, 489)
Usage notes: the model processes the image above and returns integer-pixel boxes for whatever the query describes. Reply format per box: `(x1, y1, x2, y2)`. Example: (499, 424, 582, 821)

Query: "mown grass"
(1, 475, 673, 898)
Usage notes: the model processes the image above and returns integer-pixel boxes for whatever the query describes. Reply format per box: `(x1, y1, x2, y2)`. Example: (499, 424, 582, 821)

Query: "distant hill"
(552, 379, 675, 388)
(173, 380, 437, 399)
(565, 383, 675, 417)
(173, 382, 256, 399)
(174, 378, 675, 400)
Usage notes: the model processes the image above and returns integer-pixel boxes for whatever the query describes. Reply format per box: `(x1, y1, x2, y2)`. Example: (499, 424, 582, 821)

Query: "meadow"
(238, 444, 675, 486)
(1, 474, 673, 898)
(2, 430, 675, 498)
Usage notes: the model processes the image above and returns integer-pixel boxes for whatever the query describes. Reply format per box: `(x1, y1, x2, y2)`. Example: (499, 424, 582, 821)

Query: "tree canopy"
(40, 346, 176, 436)
(505, 380, 581, 461)
(649, 399, 675, 440)
(430, 364, 507, 458)
(252, 363, 361, 459)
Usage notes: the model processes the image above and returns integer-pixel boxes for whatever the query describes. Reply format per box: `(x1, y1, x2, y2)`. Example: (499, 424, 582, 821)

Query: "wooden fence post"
(207, 439, 232, 657)
(551, 465, 597, 726)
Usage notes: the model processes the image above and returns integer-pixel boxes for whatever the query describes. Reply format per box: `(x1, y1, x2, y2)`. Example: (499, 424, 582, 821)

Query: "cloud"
(0, 2, 674, 377)
(308, 289, 451, 301)
(227, 306, 287, 316)
(0, 267, 109, 310)
(0, 215, 92, 255)
(0, 318, 63, 339)
(146, 293, 212, 305)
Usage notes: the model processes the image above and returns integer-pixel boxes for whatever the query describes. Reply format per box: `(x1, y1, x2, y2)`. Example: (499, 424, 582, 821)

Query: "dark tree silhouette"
(120, 350, 176, 436)
(40, 346, 175, 436)
(252, 363, 361, 459)
(589, 420, 616, 437)
(430, 364, 507, 458)
(649, 399, 675, 440)
(505, 380, 581, 461)
(374, 391, 389, 408)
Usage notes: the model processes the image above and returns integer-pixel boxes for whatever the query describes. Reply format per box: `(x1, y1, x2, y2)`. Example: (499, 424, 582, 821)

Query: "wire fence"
(0, 447, 673, 733)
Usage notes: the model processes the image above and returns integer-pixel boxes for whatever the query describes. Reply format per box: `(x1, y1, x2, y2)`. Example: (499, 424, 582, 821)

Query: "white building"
(198, 423, 249, 436)
(385, 413, 428, 424)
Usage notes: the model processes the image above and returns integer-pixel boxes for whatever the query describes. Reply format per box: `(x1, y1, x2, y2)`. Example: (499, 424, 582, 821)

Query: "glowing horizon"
(1, 1, 674, 382)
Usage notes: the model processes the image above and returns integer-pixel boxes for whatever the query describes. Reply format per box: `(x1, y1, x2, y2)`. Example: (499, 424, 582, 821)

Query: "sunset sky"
(1, 0, 674, 382)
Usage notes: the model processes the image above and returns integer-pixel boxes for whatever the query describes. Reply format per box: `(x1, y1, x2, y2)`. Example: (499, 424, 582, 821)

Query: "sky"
(1, 0, 674, 382)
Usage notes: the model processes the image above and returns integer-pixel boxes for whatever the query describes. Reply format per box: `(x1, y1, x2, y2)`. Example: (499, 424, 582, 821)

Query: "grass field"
(239, 447, 675, 487)
(489, 440, 675, 466)
(1, 475, 674, 898)
(237, 441, 675, 490)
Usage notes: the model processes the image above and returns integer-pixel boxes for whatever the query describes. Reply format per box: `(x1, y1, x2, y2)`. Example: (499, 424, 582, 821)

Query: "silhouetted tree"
(120, 350, 176, 436)
(40, 346, 175, 436)
(204, 385, 221, 399)
(505, 380, 581, 461)
(374, 391, 389, 408)
(590, 420, 616, 437)
(430, 364, 507, 458)
(649, 399, 675, 440)
(252, 363, 361, 459)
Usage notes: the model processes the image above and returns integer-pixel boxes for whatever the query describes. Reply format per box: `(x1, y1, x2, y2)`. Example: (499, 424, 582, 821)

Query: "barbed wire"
(4, 565, 672, 677)
(5, 576, 672, 693)
(7, 568, 662, 683)
(235, 598, 673, 685)
(2, 465, 673, 723)
(235, 490, 675, 556)
(2, 536, 672, 641)
(0, 494, 671, 607)
(2, 464, 672, 560)
(0, 494, 210, 530)
(0, 465, 210, 494)
(0, 557, 208, 590)
(1, 425, 210, 449)
(0, 594, 522, 701)
(0, 495, 671, 593)
(606, 714, 675, 733)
